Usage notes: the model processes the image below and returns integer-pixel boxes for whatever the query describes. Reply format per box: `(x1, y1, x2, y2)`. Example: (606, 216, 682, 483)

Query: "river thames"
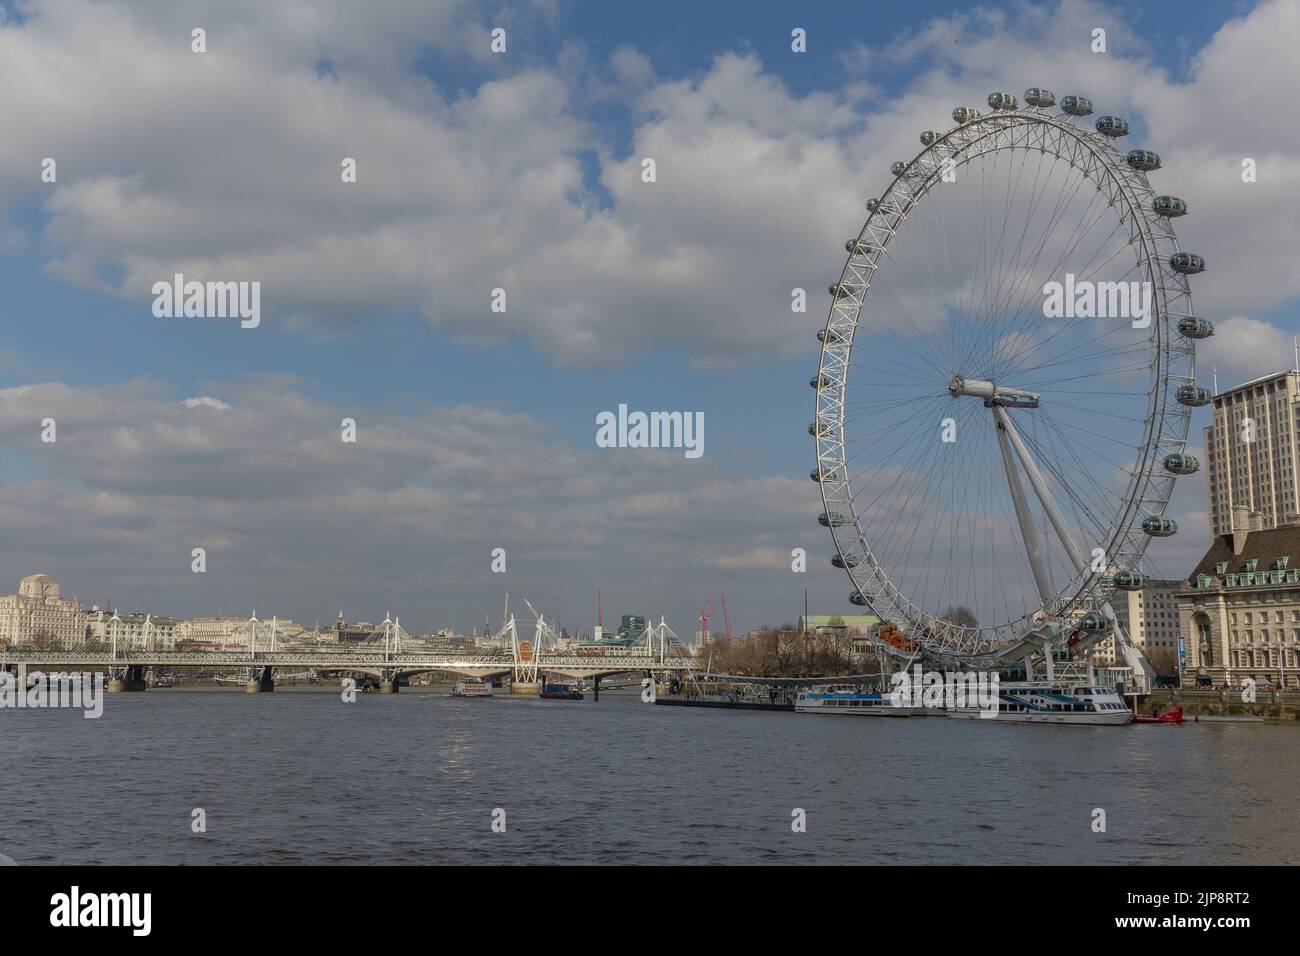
(2, 687, 1296, 865)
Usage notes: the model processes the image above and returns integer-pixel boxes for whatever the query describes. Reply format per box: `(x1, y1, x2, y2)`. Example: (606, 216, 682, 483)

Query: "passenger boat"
(1132, 706, 1184, 724)
(946, 681, 1132, 724)
(794, 686, 915, 716)
(451, 678, 492, 698)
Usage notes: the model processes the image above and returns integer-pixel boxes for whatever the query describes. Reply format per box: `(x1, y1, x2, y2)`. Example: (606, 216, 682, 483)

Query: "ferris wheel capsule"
(1096, 115, 1129, 137)
(1142, 516, 1178, 537)
(831, 553, 862, 569)
(845, 239, 876, 255)
(829, 282, 863, 298)
(1077, 612, 1109, 633)
(920, 130, 938, 146)
(1126, 149, 1162, 171)
(1112, 570, 1145, 591)
(1177, 316, 1214, 339)
(952, 106, 981, 123)
(987, 91, 1018, 110)
(1176, 384, 1211, 406)
(817, 328, 845, 344)
(1060, 95, 1093, 116)
(1024, 87, 1056, 108)
(811, 375, 829, 389)
(890, 160, 912, 177)
(1170, 252, 1206, 274)
(819, 512, 850, 527)
(1153, 195, 1188, 217)
(809, 421, 832, 437)
(849, 591, 869, 606)
(866, 198, 881, 212)
(1163, 453, 1200, 475)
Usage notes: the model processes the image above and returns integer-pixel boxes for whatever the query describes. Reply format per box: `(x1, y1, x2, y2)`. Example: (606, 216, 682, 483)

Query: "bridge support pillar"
(245, 667, 274, 693)
(379, 679, 398, 694)
(108, 665, 148, 692)
(593, 675, 600, 702)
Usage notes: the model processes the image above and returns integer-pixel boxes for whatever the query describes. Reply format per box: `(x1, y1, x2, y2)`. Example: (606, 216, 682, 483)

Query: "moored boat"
(1132, 705, 1184, 724)
(794, 685, 914, 716)
(539, 682, 583, 700)
(946, 681, 1132, 724)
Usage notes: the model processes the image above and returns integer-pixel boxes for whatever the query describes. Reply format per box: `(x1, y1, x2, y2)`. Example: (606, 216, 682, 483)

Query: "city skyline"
(4, 0, 1300, 638)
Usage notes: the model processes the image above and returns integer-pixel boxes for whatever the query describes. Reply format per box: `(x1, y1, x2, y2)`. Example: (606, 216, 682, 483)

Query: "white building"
(85, 608, 180, 650)
(0, 574, 87, 649)
(177, 615, 301, 650)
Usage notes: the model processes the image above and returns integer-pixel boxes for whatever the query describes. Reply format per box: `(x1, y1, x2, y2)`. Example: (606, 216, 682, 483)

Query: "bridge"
(0, 607, 698, 695)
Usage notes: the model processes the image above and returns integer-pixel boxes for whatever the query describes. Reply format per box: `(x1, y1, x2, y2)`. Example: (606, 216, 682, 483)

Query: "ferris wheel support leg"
(993, 412, 1053, 606)
(993, 406, 1087, 574)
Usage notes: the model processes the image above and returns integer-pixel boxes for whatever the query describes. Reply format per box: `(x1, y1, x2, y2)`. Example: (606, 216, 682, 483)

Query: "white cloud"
(181, 396, 232, 410)
(1199, 316, 1296, 387)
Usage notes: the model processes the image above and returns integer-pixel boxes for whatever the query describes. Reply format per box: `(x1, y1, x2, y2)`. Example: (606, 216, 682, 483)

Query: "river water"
(2, 686, 1296, 865)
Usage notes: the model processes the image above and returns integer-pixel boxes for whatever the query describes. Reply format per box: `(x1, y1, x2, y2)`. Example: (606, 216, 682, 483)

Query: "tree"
(29, 628, 60, 650)
(940, 606, 979, 628)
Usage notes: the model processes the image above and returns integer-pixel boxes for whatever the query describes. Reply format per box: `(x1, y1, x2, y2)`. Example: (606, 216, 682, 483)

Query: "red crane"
(700, 595, 733, 646)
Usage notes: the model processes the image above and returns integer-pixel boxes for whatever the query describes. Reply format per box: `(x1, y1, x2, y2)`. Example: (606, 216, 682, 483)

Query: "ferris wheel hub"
(948, 375, 1041, 407)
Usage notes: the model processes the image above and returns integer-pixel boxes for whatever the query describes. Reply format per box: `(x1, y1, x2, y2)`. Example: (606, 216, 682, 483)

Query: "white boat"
(945, 681, 1132, 724)
(794, 685, 915, 716)
(451, 678, 493, 698)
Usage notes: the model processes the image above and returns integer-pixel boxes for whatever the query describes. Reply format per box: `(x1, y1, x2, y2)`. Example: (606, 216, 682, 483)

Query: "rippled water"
(2, 686, 1297, 865)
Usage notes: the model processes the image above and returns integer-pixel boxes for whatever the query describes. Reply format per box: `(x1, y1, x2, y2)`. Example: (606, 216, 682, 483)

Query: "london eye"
(811, 88, 1211, 685)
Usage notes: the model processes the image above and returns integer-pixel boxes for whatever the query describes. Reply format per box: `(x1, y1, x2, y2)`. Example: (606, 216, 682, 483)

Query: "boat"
(794, 685, 915, 716)
(656, 694, 794, 712)
(539, 683, 583, 700)
(451, 678, 493, 698)
(1132, 706, 1184, 724)
(946, 681, 1132, 724)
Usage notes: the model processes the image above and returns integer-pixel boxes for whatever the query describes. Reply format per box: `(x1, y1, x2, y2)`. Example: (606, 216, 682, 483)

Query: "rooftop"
(1187, 523, 1300, 586)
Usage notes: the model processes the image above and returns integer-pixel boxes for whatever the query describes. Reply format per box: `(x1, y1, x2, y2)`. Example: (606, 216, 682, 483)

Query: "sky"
(0, 0, 1296, 639)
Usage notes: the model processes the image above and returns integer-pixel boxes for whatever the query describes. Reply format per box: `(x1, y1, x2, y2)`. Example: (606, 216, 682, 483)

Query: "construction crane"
(700, 595, 732, 646)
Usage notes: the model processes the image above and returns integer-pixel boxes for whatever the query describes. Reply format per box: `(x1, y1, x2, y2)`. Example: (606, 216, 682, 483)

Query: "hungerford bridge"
(0, 606, 697, 695)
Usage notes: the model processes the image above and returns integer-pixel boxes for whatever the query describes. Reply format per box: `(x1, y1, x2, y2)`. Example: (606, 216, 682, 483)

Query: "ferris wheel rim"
(812, 98, 1197, 661)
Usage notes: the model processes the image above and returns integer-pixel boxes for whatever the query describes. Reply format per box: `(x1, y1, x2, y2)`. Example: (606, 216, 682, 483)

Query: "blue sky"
(1, 0, 1296, 636)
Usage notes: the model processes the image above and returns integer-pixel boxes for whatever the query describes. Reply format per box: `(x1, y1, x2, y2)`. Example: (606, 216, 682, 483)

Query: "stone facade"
(0, 574, 87, 649)
(85, 608, 180, 650)
(1179, 521, 1300, 688)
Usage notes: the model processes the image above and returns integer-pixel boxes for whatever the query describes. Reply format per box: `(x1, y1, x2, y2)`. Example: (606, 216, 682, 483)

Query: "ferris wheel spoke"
(983, 173, 1123, 372)
(986, 194, 1126, 382)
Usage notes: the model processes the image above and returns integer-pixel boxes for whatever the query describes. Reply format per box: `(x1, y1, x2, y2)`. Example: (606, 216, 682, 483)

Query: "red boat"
(1132, 706, 1184, 724)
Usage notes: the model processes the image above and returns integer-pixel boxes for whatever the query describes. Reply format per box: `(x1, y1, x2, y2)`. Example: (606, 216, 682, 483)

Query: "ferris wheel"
(811, 88, 1212, 674)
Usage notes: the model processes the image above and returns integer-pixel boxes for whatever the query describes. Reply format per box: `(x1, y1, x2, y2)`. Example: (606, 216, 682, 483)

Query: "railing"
(0, 647, 696, 670)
